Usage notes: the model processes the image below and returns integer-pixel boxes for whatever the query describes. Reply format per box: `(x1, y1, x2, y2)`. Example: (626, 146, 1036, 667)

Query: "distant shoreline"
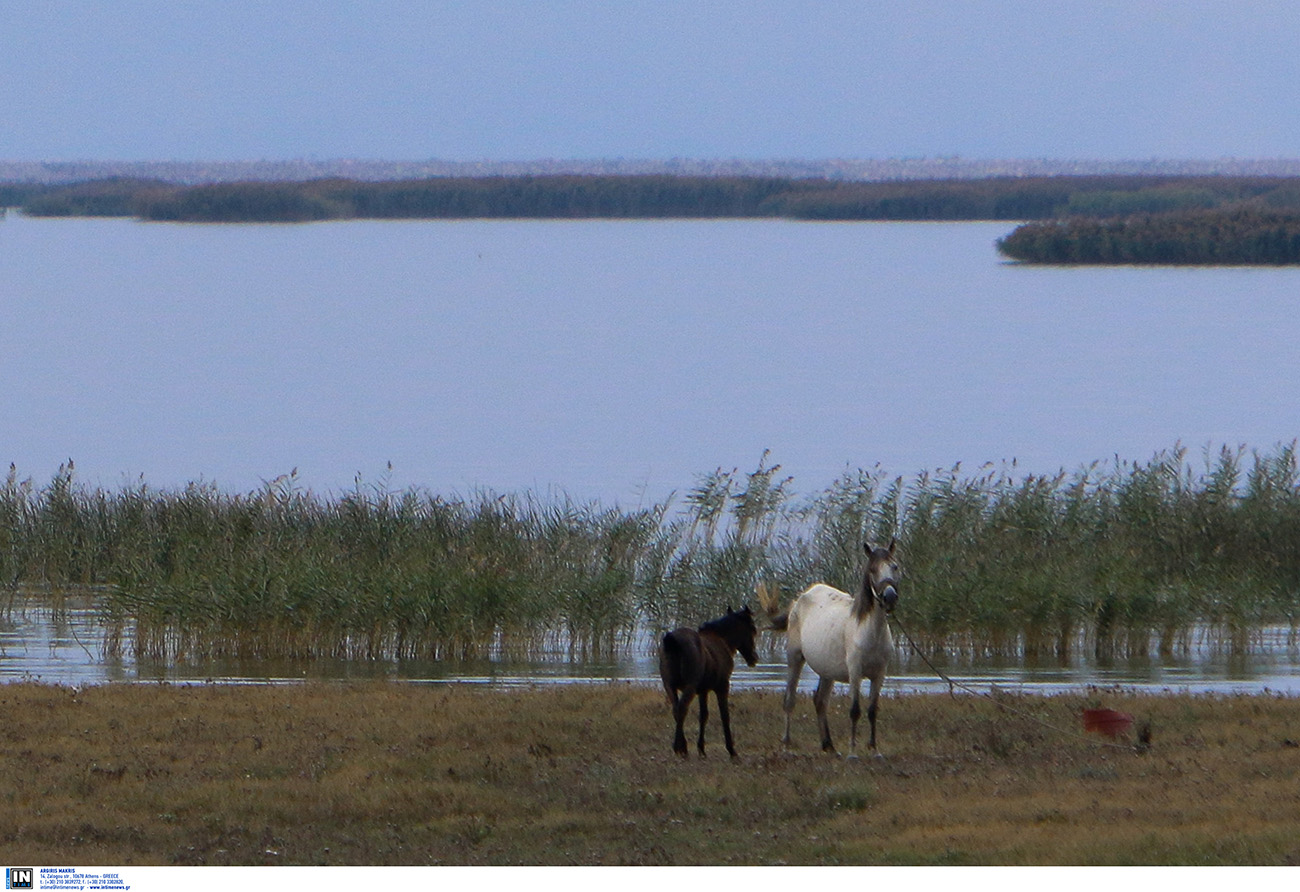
(7, 168, 1300, 263)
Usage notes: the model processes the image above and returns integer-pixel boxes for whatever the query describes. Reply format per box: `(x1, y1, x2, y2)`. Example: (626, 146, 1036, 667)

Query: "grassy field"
(0, 681, 1296, 866)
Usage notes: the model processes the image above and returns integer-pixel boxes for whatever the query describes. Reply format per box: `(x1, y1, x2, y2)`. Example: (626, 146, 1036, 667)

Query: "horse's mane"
(851, 570, 875, 622)
(699, 615, 727, 634)
(699, 615, 735, 638)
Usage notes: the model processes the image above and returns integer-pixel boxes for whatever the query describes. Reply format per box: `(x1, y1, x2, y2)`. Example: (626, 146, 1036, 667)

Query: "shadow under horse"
(658, 605, 759, 759)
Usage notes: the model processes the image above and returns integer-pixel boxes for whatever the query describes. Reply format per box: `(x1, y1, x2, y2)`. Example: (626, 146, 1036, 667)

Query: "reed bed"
(3, 443, 1299, 663)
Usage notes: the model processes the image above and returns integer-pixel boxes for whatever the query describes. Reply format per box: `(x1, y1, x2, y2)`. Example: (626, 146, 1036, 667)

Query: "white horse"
(763, 540, 901, 755)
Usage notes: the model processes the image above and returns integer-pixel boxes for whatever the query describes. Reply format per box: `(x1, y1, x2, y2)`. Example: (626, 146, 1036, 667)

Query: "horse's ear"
(863, 541, 872, 555)
(727, 604, 734, 614)
(888, 537, 897, 556)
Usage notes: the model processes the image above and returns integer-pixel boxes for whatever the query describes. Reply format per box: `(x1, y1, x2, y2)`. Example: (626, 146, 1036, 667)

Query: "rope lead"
(888, 615, 1141, 753)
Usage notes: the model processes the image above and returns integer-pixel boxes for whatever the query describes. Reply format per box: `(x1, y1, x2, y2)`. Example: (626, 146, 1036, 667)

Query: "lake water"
(4, 213, 1300, 505)
(4, 213, 1300, 692)
(4, 592, 1298, 695)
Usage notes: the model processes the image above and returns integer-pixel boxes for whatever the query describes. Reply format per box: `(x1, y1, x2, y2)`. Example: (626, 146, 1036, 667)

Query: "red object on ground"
(1082, 708, 1134, 738)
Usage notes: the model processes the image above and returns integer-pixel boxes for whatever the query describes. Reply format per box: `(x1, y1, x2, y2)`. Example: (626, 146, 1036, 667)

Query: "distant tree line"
(10, 176, 816, 221)
(9, 173, 1300, 263)
(8, 173, 1300, 224)
(0, 182, 47, 207)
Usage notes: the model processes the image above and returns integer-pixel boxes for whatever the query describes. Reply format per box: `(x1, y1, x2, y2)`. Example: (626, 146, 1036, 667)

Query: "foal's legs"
(669, 686, 697, 757)
(696, 690, 709, 756)
(813, 676, 836, 753)
(716, 685, 738, 759)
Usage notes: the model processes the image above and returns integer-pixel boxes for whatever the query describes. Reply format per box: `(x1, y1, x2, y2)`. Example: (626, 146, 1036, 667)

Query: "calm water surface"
(4, 214, 1300, 504)
(5, 594, 1297, 695)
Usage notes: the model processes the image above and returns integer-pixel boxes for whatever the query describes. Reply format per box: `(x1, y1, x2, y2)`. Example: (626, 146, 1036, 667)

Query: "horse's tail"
(756, 581, 788, 632)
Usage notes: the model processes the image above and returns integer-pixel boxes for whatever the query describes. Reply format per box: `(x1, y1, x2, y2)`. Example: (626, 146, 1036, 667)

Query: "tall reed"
(3, 444, 1299, 662)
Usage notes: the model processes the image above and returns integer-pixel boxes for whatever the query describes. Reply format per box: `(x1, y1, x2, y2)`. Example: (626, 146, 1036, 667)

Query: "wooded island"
(5, 173, 1300, 263)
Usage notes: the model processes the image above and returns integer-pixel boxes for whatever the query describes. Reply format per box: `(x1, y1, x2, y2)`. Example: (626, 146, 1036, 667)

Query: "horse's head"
(863, 539, 901, 613)
(707, 605, 760, 666)
(734, 605, 760, 666)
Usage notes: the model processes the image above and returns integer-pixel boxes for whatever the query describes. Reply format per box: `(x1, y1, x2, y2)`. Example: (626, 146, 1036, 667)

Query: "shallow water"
(5, 594, 1297, 695)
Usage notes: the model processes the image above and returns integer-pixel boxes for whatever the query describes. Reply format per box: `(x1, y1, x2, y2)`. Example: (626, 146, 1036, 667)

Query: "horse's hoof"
(845, 753, 861, 762)
(872, 752, 887, 761)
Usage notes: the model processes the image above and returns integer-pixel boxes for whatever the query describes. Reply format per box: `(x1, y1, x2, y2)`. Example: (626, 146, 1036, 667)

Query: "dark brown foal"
(658, 605, 759, 758)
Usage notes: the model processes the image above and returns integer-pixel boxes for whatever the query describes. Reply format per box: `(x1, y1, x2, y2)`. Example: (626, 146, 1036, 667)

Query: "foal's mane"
(700, 609, 739, 636)
(700, 606, 756, 644)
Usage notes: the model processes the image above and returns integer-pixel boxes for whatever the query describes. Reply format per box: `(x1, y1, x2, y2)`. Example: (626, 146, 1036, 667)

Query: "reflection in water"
(3, 594, 1298, 695)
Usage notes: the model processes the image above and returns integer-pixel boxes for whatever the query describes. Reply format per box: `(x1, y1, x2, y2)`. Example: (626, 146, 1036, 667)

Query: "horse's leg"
(696, 690, 709, 757)
(813, 676, 836, 753)
(717, 685, 737, 759)
(866, 672, 884, 752)
(848, 670, 863, 755)
(782, 648, 805, 747)
(672, 687, 696, 757)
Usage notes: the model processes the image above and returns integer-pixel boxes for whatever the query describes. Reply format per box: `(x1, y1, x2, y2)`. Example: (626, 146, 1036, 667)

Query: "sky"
(4, 1, 1300, 163)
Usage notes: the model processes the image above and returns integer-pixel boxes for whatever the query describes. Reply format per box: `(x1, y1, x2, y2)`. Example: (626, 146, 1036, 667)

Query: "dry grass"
(0, 681, 1297, 865)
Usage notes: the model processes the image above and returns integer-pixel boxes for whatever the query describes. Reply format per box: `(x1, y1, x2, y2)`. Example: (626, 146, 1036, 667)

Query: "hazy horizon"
(3, 3, 1297, 162)
(7, 156, 1300, 188)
